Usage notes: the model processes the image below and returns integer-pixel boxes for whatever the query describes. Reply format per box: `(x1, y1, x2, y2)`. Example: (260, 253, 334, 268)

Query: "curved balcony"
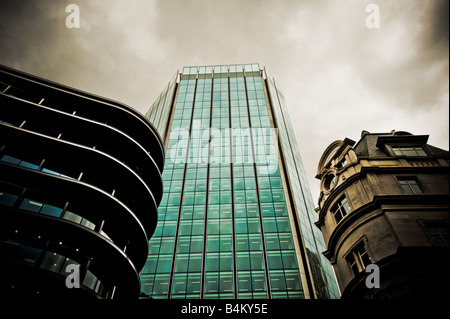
(0, 123, 160, 238)
(0, 64, 164, 171)
(0, 64, 164, 299)
(0, 93, 163, 205)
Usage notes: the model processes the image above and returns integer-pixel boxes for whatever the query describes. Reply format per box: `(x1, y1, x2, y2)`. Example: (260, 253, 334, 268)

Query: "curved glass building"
(0, 65, 164, 299)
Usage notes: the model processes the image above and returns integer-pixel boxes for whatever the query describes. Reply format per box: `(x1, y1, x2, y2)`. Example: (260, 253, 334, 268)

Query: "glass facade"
(141, 64, 339, 299)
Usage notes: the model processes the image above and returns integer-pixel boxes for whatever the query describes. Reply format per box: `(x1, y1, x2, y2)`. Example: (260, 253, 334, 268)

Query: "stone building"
(315, 130, 449, 299)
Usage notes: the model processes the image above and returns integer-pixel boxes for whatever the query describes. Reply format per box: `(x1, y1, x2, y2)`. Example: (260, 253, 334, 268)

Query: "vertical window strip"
(226, 66, 239, 298)
(167, 68, 199, 298)
(200, 70, 214, 298)
(261, 70, 317, 299)
(243, 67, 271, 298)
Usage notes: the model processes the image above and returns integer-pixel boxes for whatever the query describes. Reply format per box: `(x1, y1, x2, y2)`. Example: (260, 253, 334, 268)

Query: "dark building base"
(342, 246, 450, 299)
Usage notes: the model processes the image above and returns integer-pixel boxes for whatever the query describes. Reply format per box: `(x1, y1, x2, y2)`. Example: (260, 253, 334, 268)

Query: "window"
(40, 204, 63, 217)
(39, 251, 65, 273)
(397, 177, 423, 194)
(331, 195, 351, 224)
(83, 269, 104, 294)
(424, 222, 449, 246)
(323, 173, 337, 191)
(0, 191, 19, 207)
(391, 146, 427, 157)
(14, 245, 42, 267)
(62, 211, 82, 224)
(19, 198, 44, 213)
(335, 158, 348, 169)
(346, 241, 372, 276)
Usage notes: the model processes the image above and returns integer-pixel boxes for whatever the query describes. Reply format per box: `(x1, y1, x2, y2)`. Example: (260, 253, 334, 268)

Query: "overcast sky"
(1, 0, 448, 203)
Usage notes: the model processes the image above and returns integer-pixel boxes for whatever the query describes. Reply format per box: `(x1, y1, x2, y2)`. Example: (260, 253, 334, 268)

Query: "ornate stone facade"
(315, 130, 449, 299)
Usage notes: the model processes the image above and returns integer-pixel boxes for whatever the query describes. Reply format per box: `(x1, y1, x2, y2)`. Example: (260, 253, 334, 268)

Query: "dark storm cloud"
(352, 0, 449, 112)
(0, 0, 448, 203)
(0, 0, 162, 109)
(428, 0, 449, 53)
(0, 1, 63, 72)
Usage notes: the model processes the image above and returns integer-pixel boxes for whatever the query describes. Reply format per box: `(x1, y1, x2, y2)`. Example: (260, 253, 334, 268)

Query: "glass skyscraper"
(141, 64, 339, 299)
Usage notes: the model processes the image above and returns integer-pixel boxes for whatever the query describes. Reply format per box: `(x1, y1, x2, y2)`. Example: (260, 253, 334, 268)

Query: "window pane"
(159, 237, 175, 254)
(425, 222, 450, 246)
(191, 236, 203, 253)
(411, 184, 423, 194)
(398, 177, 423, 194)
(153, 274, 170, 295)
(342, 199, 351, 214)
(236, 235, 249, 252)
(220, 235, 233, 252)
(265, 234, 280, 251)
(14, 245, 42, 267)
(188, 254, 202, 273)
(249, 234, 262, 251)
(19, 198, 43, 213)
(360, 251, 371, 268)
(250, 251, 264, 270)
(192, 220, 204, 235)
(270, 271, 286, 291)
(39, 251, 65, 273)
(63, 211, 82, 224)
(267, 251, 283, 269)
(279, 234, 294, 250)
(205, 273, 219, 293)
(0, 192, 19, 207)
(285, 270, 301, 291)
(281, 251, 298, 269)
(220, 252, 233, 271)
(187, 274, 202, 294)
(206, 253, 219, 272)
(174, 254, 189, 272)
(172, 273, 187, 295)
(177, 237, 191, 253)
(401, 184, 413, 194)
(392, 146, 427, 157)
(238, 272, 252, 292)
(403, 149, 416, 156)
(156, 255, 172, 273)
(83, 270, 98, 290)
(19, 161, 39, 170)
(252, 271, 266, 292)
(332, 196, 350, 224)
(357, 242, 371, 269)
(415, 148, 427, 156)
(0, 240, 20, 262)
(346, 253, 359, 275)
(237, 252, 250, 270)
(80, 218, 95, 230)
(220, 273, 234, 293)
(162, 221, 177, 236)
(40, 204, 63, 218)
(1, 154, 20, 165)
(207, 236, 220, 252)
